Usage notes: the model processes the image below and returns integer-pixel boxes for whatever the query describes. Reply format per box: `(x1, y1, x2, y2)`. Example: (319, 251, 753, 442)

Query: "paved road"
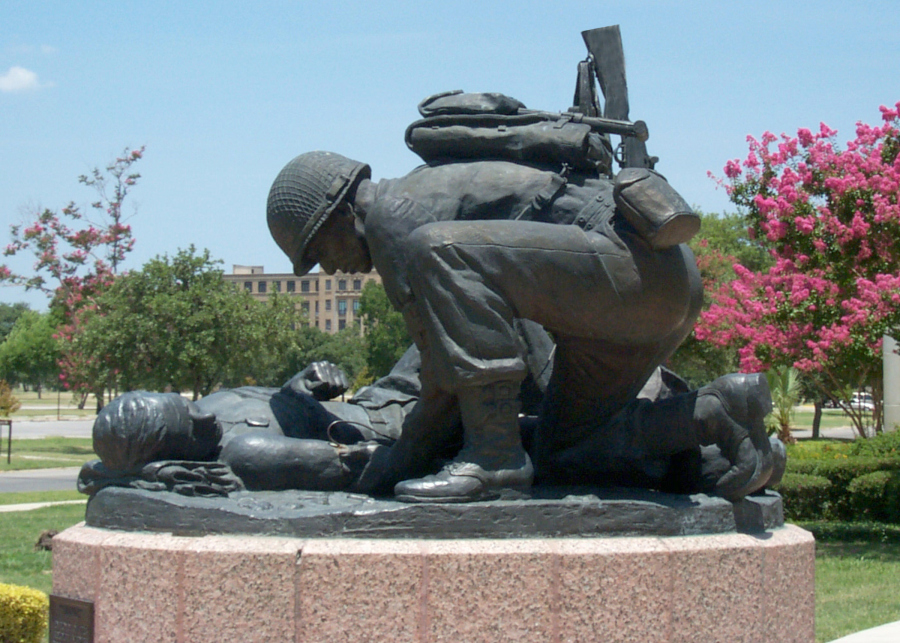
(6, 418, 94, 439)
(0, 467, 80, 493)
(0, 419, 92, 493)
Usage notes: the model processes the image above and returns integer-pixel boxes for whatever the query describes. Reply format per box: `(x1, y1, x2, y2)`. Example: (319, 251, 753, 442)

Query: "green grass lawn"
(0, 504, 86, 595)
(3, 387, 96, 420)
(815, 539, 900, 642)
(0, 437, 95, 472)
(0, 490, 85, 505)
(793, 409, 861, 432)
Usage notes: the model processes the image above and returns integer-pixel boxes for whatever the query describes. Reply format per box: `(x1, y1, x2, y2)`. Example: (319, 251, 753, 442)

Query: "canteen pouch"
(613, 168, 700, 249)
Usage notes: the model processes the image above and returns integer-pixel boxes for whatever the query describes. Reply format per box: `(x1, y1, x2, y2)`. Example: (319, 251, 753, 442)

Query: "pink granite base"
(53, 523, 814, 643)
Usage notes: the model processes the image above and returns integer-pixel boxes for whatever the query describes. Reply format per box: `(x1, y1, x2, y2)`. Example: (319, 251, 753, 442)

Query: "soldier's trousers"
(402, 219, 703, 471)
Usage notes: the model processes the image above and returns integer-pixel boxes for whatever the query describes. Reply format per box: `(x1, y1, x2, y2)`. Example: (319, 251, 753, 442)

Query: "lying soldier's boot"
(767, 436, 787, 487)
(394, 381, 533, 503)
(695, 373, 774, 501)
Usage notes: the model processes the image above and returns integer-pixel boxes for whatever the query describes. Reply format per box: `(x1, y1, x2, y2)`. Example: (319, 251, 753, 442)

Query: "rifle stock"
(582, 26, 657, 170)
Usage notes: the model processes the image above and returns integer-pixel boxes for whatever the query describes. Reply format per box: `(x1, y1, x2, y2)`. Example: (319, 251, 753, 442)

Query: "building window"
(325, 299, 332, 311)
(325, 279, 331, 291)
(353, 299, 361, 314)
(338, 299, 347, 316)
(258, 281, 267, 294)
(315, 301, 319, 313)
(301, 301, 310, 314)
(338, 319, 346, 330)
(315, 279, 319, 292)
(325, 319, 332, 331)
(286, 280, 296, 292)
(353, 279, 362, 291)
(301, 280, 310, 293)
(244, 281, 252, 292)
(273, 281, 281, 293)
(338, 279, 347, 291)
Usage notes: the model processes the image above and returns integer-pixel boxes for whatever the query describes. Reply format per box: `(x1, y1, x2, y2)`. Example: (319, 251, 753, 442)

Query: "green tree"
(0, 310, 60, 398)
(276, 324, 368, 390)
(0, 303, 29, 343)
(68, 246, 301, 400)
(359, 281, 411, 379)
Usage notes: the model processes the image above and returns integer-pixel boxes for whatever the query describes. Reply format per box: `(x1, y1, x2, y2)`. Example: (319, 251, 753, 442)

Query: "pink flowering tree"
(698, 104, 900, 437)
(0, 147, 144, 409)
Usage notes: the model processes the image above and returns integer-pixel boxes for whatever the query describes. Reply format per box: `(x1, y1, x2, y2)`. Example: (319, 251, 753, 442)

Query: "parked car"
(850, 392, 874, 412)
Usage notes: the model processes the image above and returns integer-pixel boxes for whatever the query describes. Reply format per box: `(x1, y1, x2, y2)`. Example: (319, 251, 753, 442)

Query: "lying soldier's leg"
(538, 373, 776, 500)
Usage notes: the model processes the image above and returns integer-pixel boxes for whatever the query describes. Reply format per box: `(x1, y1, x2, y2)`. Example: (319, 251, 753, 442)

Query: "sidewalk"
(0, 499, 86, 512)
(829, 620, 900, 643)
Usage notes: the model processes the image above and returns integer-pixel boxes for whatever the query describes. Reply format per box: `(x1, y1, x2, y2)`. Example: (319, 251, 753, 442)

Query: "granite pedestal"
(53, 490, 814, 643)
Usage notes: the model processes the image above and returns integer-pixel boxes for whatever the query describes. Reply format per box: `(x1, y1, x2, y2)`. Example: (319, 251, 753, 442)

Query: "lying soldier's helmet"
(267, 151, 371, 276)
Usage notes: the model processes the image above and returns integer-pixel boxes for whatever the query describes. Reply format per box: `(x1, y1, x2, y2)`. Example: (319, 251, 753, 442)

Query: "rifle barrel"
(519, 110, 648, 142)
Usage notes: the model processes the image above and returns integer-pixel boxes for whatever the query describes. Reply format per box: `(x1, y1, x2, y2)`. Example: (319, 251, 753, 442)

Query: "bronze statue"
(83, 26, 781, 508)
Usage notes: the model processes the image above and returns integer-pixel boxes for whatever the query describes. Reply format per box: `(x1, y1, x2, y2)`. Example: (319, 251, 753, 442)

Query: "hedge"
(0, 583, 48, 643)
(773, 473, 833, 521)
(849, 429, 900, 458)
(776, 453, 900, 522)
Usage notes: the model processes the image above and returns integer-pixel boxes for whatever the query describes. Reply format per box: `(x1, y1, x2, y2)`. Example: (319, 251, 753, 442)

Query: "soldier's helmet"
(267, 151, 371, 276)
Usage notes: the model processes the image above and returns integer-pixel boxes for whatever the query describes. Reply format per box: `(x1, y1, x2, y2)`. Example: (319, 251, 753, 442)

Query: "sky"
(2, 1, 899, 311)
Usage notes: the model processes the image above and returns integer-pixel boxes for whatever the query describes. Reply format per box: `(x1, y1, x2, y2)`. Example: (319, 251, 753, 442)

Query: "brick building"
(223, 265, 382, 333)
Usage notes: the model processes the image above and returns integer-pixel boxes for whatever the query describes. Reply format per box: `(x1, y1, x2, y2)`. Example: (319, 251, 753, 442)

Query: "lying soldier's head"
(93, 392, 221, 472)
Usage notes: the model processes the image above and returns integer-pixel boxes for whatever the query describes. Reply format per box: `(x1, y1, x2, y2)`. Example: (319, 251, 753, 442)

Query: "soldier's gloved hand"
(284, 361, 350, 400)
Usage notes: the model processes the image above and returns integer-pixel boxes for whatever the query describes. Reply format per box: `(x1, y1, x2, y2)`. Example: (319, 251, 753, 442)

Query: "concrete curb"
(0, 499, 86, 512)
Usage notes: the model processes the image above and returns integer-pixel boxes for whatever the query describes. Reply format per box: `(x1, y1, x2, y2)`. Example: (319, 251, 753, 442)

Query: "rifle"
(581, 26, 658, 170)
(517, 109, 648, 142)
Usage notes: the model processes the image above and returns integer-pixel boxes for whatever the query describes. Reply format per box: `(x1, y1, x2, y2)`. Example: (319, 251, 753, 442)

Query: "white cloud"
(41, 45, 57, 55)
(0, 66, 41, 93)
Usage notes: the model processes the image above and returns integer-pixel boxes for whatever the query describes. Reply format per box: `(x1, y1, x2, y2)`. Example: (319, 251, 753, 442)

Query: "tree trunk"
(812, 399, 822, 440)
(872, 382, 884, 434)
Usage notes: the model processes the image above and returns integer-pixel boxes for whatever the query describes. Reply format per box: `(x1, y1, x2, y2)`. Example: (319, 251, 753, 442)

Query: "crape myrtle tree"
(0, 147, 144, 409)
(667, 209, 771, 388)
(698, 102, 900, 437)
(69, 246, 303, 400)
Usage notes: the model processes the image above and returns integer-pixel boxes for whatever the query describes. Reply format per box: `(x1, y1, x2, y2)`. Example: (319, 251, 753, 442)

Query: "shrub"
(0, 583, 48, 643)
(846, 470, 900, 523)
(783, 456, 900, 521)
(773, 473, 833, 521)
(850, 429, 900, 458)
(796, 520, 900, 543)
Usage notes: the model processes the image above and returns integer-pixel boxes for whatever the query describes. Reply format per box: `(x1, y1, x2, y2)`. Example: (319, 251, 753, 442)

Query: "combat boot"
(694, 373, 775, 501)
(394, 381, 533, 503)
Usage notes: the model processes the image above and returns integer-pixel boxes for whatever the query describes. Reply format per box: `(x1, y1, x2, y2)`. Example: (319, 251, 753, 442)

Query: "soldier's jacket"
(362, 161, 617, 310)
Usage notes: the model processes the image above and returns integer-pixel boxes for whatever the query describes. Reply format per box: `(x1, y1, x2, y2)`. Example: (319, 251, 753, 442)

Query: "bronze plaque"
(49, 594, 94, 643)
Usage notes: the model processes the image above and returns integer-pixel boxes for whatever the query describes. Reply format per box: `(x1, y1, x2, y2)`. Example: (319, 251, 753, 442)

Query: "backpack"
(404, 90, 614, 174)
